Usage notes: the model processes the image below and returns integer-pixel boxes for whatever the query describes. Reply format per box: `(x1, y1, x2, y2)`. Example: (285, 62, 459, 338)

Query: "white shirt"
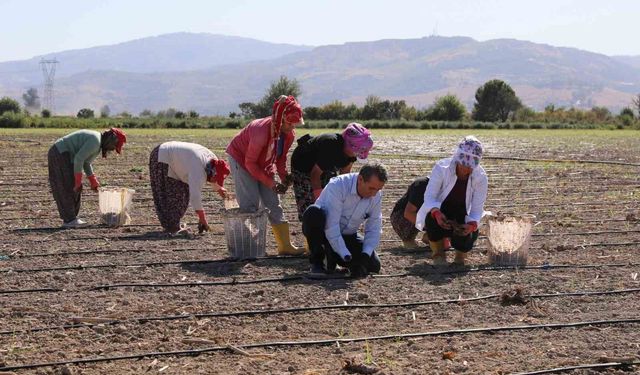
(315, 173, 383, 258)
(158, 141, 214, 211)
(415, 158, 488, 231)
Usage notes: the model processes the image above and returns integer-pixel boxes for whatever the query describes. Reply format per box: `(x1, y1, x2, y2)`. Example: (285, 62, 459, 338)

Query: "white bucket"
(486, 214, 535, 266)
(98, 187, 135, 227)
(222, 208, 268, 259)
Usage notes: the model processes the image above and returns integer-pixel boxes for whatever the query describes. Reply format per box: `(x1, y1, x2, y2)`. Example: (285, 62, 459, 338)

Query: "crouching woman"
(415, 136, 488, 266)
(149, 141, 230, 234)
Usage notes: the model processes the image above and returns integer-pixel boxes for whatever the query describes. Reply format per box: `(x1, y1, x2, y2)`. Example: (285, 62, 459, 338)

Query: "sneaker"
(62, 218, 88, 229)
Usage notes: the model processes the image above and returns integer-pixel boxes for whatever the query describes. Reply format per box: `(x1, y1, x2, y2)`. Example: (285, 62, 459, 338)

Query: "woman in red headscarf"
(149, 141, 230, 235)
(48, 128, 127, 228)
(226, 95, 305, 255)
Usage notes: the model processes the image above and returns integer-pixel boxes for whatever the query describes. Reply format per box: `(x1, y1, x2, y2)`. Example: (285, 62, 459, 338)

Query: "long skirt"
(48, 145, 81, 223)
(389, 208, 420, 241)
(291, 169, 336, 222)
(149, 146, 190, 232)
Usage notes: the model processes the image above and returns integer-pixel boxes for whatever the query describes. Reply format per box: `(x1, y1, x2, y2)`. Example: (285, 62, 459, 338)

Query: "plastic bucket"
(98, 187, 135, 227)
(222, 208, 268, 259)
(486, 214, 535, 266)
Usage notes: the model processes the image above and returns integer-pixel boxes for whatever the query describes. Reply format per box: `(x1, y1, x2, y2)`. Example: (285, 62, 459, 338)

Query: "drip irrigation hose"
(3, 287, 639, 336)
(511, 361, 640, 375)
(1, 318, 639, 372)
(3, 262, 638, 296)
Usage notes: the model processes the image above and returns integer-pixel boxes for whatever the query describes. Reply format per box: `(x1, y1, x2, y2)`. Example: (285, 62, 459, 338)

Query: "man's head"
(357, 163, 388, 198)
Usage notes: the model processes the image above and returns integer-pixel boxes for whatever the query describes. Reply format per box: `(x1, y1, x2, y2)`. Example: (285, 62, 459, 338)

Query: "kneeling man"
(302, 163, 387, 277)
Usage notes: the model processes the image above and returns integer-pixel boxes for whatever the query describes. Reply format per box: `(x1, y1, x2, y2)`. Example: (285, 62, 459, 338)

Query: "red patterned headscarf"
(206, 158, 231, 187)
(110, 128, 127, 154)
(271, 95, 304, 137)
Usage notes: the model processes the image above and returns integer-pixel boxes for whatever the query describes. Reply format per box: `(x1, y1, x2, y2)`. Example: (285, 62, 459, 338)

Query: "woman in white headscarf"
(415, 136, 488, 266)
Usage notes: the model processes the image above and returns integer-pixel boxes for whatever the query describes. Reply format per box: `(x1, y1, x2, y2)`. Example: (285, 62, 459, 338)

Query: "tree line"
(1, 75, 639, 128)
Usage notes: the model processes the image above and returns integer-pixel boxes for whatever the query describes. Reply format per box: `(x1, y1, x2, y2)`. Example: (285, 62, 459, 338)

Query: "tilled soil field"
(1, 129, 639, 375)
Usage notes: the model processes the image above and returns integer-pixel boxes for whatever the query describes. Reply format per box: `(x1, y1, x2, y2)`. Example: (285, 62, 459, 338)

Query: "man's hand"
(196, 210, 210, 234)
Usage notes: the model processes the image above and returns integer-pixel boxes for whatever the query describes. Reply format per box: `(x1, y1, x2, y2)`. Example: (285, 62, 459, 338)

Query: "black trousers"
(302, 205, 381, 273)
(425, 211, 479, 253)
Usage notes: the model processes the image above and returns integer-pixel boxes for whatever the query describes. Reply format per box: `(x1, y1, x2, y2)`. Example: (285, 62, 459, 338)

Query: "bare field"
(1, 129, 639, 375)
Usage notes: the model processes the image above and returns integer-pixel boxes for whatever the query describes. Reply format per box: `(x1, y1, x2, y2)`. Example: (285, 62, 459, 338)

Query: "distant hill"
(613, 55, 640, 70)
(0, 32, 312, 89)
(1, 34, 639, 115)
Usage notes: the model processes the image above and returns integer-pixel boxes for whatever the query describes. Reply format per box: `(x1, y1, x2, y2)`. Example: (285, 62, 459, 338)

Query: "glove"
(73, 173, 83, 193)
(196, 210, 210, 234)
(272, 182, 288, 194)
(463, 221, 478, 236)
(87, 175, 100, 191)
(216, 186, 228, 198)
(312, 188, 322, 200)
(431, 209, 451, 229)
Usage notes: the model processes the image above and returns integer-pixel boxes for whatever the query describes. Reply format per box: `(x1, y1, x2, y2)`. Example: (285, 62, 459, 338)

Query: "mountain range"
(1, 32, 639, 115)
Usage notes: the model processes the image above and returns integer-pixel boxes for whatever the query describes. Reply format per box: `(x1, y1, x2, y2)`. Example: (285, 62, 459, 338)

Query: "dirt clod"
(342, 358, 379, 374)
(500, 288, 529, 306)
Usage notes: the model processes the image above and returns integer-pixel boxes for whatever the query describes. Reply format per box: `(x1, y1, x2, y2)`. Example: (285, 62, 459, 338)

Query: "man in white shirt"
(301, 163, 387, 277)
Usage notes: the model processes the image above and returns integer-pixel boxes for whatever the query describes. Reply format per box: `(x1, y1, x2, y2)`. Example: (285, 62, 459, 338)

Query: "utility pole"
(40, 58, 59, 114)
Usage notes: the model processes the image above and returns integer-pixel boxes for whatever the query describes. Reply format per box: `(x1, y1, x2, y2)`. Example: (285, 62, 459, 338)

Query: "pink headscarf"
(271, 95, 304, 138)
(342, 123, 373, 159)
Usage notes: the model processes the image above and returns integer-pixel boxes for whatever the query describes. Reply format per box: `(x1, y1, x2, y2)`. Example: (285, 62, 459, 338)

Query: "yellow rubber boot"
(271, 222, 305, 256)
(429, 240, 447, 266)
(453, 250, 467, 266)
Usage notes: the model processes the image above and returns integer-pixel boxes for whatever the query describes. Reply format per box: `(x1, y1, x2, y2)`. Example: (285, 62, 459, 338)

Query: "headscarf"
(342, 122, 373, 160)
(101, 128, 127, 158)
(454, 135, 483, 169)
(271, 95, 304, 138)
(206, 158, 231, 187)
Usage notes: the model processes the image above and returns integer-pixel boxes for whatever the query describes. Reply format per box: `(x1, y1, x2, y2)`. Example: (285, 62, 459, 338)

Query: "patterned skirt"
(149, 146, 190, 232)
(48, 146, 82, 223)
(390, 208, 419, 241)
(291, 169, 336, 221)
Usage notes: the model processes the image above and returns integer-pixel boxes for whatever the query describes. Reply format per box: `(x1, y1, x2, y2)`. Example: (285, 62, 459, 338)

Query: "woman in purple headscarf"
(290, 123, 374, 222)
(414, 136, 488, 266)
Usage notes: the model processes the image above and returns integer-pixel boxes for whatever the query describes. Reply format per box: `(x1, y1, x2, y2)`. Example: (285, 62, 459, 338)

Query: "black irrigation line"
(0, 287, 63, 295)
(5, 229, 640, 260)
(1, 261, 634, 294)
(512, 361, 640, 375)
(3, 287, 640, 337)
(4, 238, 640, 274)
(5, 240, 640, 274)
(1, 318, 640, 372)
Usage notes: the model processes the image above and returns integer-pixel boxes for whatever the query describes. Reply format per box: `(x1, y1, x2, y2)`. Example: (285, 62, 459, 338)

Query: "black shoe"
(349, 264, 369, 279)
(309, 263, 325, 275)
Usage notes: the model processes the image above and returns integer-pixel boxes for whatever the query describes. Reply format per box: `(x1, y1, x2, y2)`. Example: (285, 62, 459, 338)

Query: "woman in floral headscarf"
(226, 95, 305, 255)
(415, 136, 488, 266)
(290, 122, 373, 222)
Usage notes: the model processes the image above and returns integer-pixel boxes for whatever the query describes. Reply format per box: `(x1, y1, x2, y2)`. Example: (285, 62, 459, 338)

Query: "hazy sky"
(1, 0, 638, 62)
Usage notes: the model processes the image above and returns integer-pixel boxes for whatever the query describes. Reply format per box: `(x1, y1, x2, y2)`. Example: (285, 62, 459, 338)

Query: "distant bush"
(0, 97, 21, 116)
(77, 108, 95, 119)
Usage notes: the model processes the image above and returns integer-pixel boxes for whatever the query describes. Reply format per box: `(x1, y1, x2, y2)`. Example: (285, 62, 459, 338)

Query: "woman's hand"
(462, 221, 478, 236)
(431, 209, 451, 229)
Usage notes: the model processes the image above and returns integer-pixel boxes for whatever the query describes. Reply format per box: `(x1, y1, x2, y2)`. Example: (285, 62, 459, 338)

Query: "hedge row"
(0, 113, 638, 130)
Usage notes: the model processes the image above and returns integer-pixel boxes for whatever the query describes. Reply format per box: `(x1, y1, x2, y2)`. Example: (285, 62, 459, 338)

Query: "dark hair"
(359, 162, 388, 183)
